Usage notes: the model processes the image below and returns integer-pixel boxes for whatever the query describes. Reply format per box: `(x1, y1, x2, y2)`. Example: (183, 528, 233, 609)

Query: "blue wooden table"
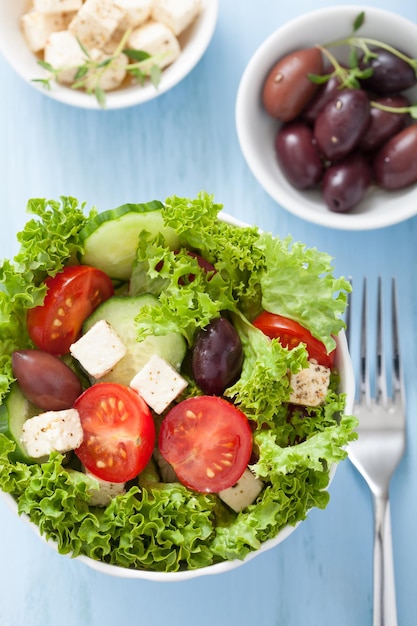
(1, 1, 417, 624)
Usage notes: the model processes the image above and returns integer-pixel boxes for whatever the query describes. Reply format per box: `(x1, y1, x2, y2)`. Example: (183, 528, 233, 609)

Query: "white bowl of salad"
(0, 0, 218, 109)
(0, 192, 356, 580)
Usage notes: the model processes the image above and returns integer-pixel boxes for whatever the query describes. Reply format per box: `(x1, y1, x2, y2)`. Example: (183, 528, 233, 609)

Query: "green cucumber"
(79, 202, 179, 281)
(0, 383, 44, 464)
(83, 295, 187, 385)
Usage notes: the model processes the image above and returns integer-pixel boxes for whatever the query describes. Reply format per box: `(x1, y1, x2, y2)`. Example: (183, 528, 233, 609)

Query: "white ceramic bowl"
(0, 0, 218, 110)
(236, 6, 417, 230)
(0, 213, 355, 580)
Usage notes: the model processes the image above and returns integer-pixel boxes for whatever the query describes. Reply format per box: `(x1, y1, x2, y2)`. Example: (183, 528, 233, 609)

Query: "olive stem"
(324, 36, 417, 74)
(316, 44, 355, 87)
(369, 101, 417, 119)
(314, 42, 417, 118)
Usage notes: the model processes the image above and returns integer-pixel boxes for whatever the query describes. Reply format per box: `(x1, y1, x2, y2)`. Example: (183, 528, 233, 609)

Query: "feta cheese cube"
(289, 361, 330, 407)
(127, 21, 180, 70)
(21, 11, 66, 53)
(33, 0, 83, 14)
(152, 0, 201, 36)
(85, 469, 126, 506)
(44, 30, 88, 83)
(70, 320, 127, 380)
(85, 49, 128, 91)
(68, 0, 125, 50)
(130, 354, 187, 414)
(21, 408, 83, 458)
(219, 469, 264, 513)
(113, 0, 152, 29)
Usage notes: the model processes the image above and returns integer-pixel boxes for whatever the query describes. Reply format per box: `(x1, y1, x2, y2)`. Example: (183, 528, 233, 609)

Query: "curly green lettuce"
(257, 232, 350, 353)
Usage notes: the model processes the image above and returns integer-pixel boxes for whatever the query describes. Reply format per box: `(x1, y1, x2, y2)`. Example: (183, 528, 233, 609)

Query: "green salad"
(0, 192, 356, 572)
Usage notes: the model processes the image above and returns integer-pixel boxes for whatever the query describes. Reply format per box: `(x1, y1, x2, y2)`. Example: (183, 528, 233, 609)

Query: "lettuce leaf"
(162, 192, 266, 319)
(225, 314, 308, 428)
(252, 414, 357, 480)
(257, 232, 351, 353)
(0, 197, 91, 402)
(134, 248, 238, 345)
(209, 469, 331, 561)
(0, 435, 218, 571)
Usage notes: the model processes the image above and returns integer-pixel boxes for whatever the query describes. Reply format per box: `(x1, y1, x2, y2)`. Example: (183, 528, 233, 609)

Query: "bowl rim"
(0, 212, 355, 581)
(0, 0, 219, 110)
(235, 5, 417, 231)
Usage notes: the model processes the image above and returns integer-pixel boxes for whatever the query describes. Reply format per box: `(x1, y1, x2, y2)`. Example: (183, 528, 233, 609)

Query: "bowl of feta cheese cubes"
(0, 0, 219, 109)
(0, 193, 356, 580)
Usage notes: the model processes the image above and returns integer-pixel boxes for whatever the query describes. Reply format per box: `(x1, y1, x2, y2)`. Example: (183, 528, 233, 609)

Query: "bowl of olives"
(236, 6, 417, 230)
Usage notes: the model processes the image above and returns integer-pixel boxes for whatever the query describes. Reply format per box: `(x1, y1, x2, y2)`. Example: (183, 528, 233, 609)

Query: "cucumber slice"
(83, 295, 187, 385)
(0, 383, 44, 464)
(79, 202, 180, 281)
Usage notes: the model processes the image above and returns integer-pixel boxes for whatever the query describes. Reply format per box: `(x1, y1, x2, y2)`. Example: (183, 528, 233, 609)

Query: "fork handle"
(373, 495, 398, 626)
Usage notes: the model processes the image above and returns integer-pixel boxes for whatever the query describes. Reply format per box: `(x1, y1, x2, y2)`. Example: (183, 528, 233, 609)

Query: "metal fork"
(346, 277, 406, 626)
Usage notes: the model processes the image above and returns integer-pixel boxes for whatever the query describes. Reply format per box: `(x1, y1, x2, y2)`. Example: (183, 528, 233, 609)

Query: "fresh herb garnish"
(33, 29, 163, 108)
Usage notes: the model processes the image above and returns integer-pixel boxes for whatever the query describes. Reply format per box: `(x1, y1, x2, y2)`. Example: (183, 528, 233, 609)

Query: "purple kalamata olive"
(359, 96, 410, 152)
(12, 349, 82, 410)
(322, 152, 372, 213)
(360, 48, 417, 94)
(262, 47, 323, 122)
(314, 89, 371, 161)
(192, 317, 243, 396)
(302, 75, 344, 125)
(373, 124, 417, 190)
(275, 120, 324, 189)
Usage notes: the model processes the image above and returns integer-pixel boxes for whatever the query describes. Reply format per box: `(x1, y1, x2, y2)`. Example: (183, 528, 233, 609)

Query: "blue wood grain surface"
(1, 1, 417, 624)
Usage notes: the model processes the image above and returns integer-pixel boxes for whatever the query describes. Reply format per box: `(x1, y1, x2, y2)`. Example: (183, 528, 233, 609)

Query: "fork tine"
(345, 277, 352, 348)
(376, 277, 387, 406)
(359, 277, 370, 404)
(391, 277, 404, 407)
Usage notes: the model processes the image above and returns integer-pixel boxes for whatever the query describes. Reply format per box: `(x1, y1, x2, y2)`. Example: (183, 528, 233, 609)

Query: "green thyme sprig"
(308, 11, 417, 119)
(33, 29, 162, 108)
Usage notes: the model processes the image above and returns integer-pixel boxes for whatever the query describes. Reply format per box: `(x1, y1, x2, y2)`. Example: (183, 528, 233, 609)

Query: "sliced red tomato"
(158, 396, 252, 493)
(252, 311, 335, 368)
(74, 383, 155, 483)
(27, 265, 114, 355)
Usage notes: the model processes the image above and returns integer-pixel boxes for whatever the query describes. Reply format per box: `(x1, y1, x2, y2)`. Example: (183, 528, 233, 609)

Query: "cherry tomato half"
(158, 396, 252, 493)
(27, 265, 114, 355)
(252, 311, 335, 368)
(74, 383, 155, 483)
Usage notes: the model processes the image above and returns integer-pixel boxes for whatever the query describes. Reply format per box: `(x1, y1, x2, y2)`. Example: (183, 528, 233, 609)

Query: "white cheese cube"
(152, 0, 201, 36)
(85, 49, 128, 90)
(44, 30, 88, 83)
(113, 0, 152, 29)
(21, 408, 83, 458)
(68, 0, 125, 50)
(85, 469, 126, 506)
(21, 11, 66, 53)
(70, 320, 127, 380)
(127, 21, 180, 70)
(130, 354, 187, 414)
(219, 469, 264, 513)
(289, 360, 330, 407)
(33, 0, 83, 13)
